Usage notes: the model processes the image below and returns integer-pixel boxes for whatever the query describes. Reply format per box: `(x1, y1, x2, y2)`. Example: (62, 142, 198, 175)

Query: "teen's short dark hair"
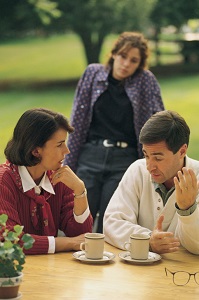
(4, 108, 74, 166)
(139, 110, 190, 154)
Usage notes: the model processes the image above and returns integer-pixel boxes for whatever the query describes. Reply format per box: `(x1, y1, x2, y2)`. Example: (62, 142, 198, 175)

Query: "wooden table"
(21, 243, 199, 300)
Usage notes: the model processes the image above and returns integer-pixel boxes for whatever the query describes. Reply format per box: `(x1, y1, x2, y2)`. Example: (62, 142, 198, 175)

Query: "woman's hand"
(51, 165, 85, 195)
(51, 165, 89, 216)
(55, 234, 86, 252)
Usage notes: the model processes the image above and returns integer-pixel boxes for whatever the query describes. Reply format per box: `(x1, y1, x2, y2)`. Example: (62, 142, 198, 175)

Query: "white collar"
(18, 166, 55, 195)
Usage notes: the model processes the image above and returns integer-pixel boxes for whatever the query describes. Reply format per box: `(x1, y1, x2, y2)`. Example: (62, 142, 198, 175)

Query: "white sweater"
(103, 156, 199, 254)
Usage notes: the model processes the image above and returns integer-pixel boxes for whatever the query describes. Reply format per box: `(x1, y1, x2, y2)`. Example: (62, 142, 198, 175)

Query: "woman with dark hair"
(0, 108, 93, 254)
(64, 31, 165, 233)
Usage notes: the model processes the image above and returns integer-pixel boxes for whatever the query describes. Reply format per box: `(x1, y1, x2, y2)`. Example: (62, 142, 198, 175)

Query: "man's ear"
(179, 144, 187, 157)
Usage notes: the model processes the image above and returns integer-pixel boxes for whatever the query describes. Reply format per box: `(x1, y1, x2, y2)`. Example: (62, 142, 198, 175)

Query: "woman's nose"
(123, 59, 130, 66)
(64, 145, 70, 155)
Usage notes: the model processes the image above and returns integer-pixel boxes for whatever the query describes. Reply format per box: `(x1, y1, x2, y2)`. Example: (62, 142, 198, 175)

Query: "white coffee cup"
(80, 233, 105, 259)
(124, 233, 150, 260)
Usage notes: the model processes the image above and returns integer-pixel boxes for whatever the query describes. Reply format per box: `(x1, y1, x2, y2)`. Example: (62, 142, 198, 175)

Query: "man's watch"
(175, 201, 197, 216)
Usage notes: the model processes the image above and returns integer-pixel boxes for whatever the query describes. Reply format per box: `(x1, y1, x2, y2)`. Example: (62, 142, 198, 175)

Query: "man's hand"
(150, 215, 180, 254)
(174, 167, 198, 210)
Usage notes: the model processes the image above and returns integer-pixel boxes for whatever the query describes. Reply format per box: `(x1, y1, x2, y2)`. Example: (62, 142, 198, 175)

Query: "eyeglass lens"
(174, 271, 190, 285)
(174, 271, 199, 286)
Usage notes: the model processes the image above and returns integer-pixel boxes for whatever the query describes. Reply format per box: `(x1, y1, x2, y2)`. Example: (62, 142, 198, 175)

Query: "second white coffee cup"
(80, 233, 105, 259)
(124, 233, 150, 260)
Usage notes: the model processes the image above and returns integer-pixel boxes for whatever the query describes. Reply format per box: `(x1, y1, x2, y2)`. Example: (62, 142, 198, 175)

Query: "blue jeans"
(76, 142, 138, 233)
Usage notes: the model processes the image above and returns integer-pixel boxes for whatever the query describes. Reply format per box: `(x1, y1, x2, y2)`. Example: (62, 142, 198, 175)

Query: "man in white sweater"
(103, 110, 199, 255)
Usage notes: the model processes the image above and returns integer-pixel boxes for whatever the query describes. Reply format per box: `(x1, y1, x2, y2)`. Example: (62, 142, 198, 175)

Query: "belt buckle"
(103, 139, 114, 147)
(117, 142, 128, 148)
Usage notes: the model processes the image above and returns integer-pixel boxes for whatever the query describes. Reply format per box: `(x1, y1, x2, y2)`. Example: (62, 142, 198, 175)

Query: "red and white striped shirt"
(0, 161, 93, 254)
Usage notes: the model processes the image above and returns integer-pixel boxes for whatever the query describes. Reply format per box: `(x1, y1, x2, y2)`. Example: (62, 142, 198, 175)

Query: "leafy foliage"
(29, 0, 61, 25)
(0, 214, 35, 278)
(0, 0, 198, 63)
(150, 0, 199, 30)
(47, 0, 156, 63)
(0, 0, 156, 63)
(0, 0, 61, 38)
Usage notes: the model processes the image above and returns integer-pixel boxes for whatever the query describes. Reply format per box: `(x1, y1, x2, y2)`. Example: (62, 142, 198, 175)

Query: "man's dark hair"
(139, 110, 190, 154)
(5, 108, 74, 166)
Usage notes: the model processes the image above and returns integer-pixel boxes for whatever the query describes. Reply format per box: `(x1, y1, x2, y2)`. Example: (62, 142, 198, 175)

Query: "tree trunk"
(154, 27, 161, 66)
(77, 31, 105, 64)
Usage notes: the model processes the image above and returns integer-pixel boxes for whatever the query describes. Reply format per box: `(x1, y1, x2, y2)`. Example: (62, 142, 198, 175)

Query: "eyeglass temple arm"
(165, 267, 169, 276)
(165, 267, 174, 277)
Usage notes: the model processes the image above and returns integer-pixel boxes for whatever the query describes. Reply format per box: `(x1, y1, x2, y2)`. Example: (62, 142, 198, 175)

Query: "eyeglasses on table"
(165, 267, 199, 286)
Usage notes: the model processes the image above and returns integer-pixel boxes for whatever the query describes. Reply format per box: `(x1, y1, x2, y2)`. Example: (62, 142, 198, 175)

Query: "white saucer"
(119, 251, 162, 264)
(73, 251, 115, 263)
(0, 292, 22, 300)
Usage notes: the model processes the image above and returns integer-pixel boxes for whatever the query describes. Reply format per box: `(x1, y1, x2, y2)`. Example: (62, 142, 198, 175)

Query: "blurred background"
(0, 0, 199, 163)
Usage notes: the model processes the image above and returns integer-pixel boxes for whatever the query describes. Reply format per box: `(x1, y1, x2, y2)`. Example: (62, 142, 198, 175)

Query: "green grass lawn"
(0, 33, 182, 81)
(0, 33, 119, 81)
(0, 88, 74, 163)
(0, 73, 199, 163)
(0, 34, 87, 80)
(160, 74, 199, 160)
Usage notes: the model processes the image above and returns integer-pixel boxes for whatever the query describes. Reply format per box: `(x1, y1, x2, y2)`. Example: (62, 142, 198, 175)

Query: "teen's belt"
(89, 139, 129, 148)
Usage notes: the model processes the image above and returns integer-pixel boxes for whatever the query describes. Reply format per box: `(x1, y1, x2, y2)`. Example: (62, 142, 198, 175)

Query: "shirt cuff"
(175, 201, 197, 216)
(73, 207, 90, 223)
(48, 236, 55, 253)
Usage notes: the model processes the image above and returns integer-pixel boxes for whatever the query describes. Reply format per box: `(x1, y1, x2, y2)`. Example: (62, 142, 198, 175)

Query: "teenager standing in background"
(64, 31, 164, 232)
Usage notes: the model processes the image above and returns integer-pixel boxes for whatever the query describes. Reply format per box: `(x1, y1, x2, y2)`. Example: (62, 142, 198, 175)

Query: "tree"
(0, 0, 156, 64)
(46, 0, 156, 64)
(57, 0, 120, 64)
(150, 0, 199, 64)
(150, 0, 199, 31)
(0, 0, 61, 39)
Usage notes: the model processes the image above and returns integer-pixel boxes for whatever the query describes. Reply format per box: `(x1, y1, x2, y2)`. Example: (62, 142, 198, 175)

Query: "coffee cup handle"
(80, 242, 86, 251)
(124, 242, 131, 251)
